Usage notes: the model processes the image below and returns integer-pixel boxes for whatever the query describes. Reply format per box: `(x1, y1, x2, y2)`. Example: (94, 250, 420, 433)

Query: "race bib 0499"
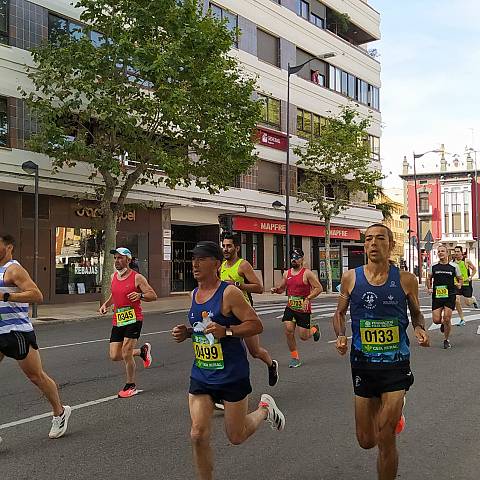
(192, 333, 224, 370)
(360, 319, 400, 354)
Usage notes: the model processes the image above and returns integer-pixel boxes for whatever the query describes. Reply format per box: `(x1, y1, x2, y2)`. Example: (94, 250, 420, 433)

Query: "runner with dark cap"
(99, 247, 157, 397)
(172, 240, 285, 480)
(271, 248, 323, 368)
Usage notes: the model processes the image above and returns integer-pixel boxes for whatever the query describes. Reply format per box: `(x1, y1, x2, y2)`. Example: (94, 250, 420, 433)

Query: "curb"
(31, 292, 340, 326)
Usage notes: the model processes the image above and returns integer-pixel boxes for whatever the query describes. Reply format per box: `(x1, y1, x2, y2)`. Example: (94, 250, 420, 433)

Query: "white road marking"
(428, 314, 480, 330)
(165, 309, 189, 315)
(0, 393, 132, 431)
(40, 330, 172, 350)
(328, 336, 352, 344)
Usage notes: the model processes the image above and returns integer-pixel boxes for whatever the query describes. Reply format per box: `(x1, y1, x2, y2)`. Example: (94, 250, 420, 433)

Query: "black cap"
(290, 248, 304, 260)
(191, 241, 223, 261)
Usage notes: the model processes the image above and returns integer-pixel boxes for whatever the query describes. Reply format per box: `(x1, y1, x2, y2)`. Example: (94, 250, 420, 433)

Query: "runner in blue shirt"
(333, 224, 430, 479)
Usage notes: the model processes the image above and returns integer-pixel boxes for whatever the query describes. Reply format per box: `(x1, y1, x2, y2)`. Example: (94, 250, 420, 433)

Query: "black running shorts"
(432, 295, 456, 311)
(351, 362, 414, 398)
(457, 285, 473, 298)
(0, 330, 39, 360)
(110, 321, 143, 343)
(189, 377, 252, 403)
(282, 307, 311, 329)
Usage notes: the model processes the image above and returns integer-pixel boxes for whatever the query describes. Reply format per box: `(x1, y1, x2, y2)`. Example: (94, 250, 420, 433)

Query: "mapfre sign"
(75, 207, 136, 222)
(232, 216, 360, 240)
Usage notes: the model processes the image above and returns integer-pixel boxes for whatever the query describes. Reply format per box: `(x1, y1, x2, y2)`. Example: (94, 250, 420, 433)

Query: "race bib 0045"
(360, 319, 400, 354)
(115, 306, 137, 326)
(192, 333, 224, 370)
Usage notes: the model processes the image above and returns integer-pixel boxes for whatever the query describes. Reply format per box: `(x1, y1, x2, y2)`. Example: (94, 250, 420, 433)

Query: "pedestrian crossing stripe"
(428, 313, 480, 330)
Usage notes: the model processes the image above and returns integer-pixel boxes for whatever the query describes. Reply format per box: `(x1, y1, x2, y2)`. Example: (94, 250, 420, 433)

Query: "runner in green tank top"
(221, 233, 279, 388)
(451, 245, 478, 326)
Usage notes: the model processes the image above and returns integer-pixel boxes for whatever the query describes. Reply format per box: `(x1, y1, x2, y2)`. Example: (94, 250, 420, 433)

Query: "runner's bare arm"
(133, 274, 157, 301)
(271, 271, 287, 294)
(466, 259, 477, 278)
(333, 269, 354, 338)
(305, 270, 322, 300)
(99, 294, 113, 314)
(400, 271, 430, 347)
(5, 264, 43, 303)
(172, 324, 193, 342)
(205, 286, 262, 339)
(239, 260, 264, 294)
(426, 271, 432, 290)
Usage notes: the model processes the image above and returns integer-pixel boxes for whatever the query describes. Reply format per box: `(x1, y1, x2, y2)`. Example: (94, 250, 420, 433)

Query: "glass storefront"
(55, 227, 104, 294)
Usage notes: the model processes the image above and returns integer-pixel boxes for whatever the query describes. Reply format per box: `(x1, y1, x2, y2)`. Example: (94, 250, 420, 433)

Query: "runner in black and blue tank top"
(332, 224, 430, 480)
(172, 241, 285, 480)
(0, 234, 72, 442)
(426, 244, 463, 349)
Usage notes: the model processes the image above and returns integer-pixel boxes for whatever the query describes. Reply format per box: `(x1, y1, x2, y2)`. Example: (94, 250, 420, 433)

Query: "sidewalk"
(31, 292, 339, 325)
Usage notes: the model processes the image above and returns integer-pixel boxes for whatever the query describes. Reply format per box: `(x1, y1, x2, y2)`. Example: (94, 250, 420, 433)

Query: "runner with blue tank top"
(0, 234, 71, 442)
(172, 241, 285, 480)
(333, 224, 430, 480)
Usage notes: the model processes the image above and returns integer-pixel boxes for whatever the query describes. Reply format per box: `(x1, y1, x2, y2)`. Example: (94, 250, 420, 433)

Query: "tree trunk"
(325, 217, 333, 294)
(101, 206, 117, 304)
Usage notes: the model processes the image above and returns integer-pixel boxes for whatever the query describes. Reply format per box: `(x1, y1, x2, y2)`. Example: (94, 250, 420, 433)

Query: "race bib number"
(288, 295, 306, 311)
(192, 333, 224, 370)
(115, 306, 137, 326)
(360, 319, 400, 354)
(435, 285, 449, 298)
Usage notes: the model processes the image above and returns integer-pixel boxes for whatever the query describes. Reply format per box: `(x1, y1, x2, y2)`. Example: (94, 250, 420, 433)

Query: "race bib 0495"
(360, 319, 400, 354)
(192, 333, 224, 370)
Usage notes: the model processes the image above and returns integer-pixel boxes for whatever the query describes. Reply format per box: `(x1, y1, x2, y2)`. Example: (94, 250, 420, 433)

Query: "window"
(310, 13, 324, 28)
(311, 70, 325, 86)
(241, 233, 263, 270)
(298, 0, 309, 19)
(0, 97, 7, 147)
(258, 94, 281, 128)
(55, 227, 104, 294)
(48, 13, 105, 46)
(368, 85, 380, 110)
(464, 190, 470, 232)
(257, 29, 280, 67)
(419, 193, 429, 213)
(369, 135, 380, 161)
(0, 0, 8, 45)
(297, 108, 323, 140)
(22, 194, 50, 219)
(257, 160, 281, 193)
(347, 73, 356, 98)
(209, 3, 238, 47)
(273, 235, 285, 269)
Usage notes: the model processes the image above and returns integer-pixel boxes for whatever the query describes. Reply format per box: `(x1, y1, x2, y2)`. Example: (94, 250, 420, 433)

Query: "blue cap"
(110, 247, 132, 258)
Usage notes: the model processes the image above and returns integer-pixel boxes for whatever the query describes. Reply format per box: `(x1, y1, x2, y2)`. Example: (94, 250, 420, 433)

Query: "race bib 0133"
(360, 319, 400, 354)
(192, 333, 224, 370)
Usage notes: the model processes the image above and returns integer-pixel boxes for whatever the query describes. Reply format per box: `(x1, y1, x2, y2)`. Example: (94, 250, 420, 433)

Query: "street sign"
(424, 230, 434, 243)
(425, 241, 433, 252)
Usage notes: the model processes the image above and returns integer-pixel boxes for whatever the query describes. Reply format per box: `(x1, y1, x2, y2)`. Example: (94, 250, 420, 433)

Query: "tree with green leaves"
(21, 0, 260, 299)
(294, 106, 383, 293)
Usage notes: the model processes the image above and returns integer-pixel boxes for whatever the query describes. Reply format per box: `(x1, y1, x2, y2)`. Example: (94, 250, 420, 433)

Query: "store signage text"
(232, 216, 360, 240)
(74, 265, 98, 275)
(75, 207, 136, 222)
(256, 128, 288, 151)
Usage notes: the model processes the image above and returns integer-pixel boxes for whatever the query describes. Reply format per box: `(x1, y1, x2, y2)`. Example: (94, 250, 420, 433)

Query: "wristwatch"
(140, 293, 144, 300)
(225, 327, 233, 337)
(3, 292, 10, 302)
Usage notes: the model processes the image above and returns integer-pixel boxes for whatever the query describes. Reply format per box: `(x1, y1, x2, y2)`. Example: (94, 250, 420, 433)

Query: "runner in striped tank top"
(0, 234, 71, 442)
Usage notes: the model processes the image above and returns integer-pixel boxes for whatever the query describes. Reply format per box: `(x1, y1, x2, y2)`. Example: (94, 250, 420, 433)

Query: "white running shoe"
(260, 394, 285, 431)
(49, 405, 72, 439)
(214, 402, 225, 411)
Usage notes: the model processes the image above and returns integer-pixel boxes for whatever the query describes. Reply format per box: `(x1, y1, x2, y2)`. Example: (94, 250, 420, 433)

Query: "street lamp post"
(471, 149, 480, 274)
(21, 161, 39, 318)
(285, 52, 335, 267)
(400, 214, 411, 271)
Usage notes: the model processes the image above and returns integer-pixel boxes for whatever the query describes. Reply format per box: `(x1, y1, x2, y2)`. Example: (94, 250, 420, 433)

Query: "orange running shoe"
(395, 414, 406, 434)
(118, 385, 139, 398)
(140, 343, 152, 368)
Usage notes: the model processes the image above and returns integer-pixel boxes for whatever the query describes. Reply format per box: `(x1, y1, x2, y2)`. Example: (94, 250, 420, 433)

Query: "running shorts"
(282, 307, 311, 329)
(189, 377, 252, 403)
(432, 295, 456, 311)
(351, 361, 414, 398)
(110, 321, 143, 343)
(0, 330, 38, 360)
(457, 285, 473, 298)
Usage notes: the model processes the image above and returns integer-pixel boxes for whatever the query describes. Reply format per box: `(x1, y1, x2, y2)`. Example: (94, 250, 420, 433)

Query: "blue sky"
(369, 0, 480, 186)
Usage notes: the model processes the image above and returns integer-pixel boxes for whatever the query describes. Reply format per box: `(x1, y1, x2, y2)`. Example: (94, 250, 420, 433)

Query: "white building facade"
(0, 0, 382, 302)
